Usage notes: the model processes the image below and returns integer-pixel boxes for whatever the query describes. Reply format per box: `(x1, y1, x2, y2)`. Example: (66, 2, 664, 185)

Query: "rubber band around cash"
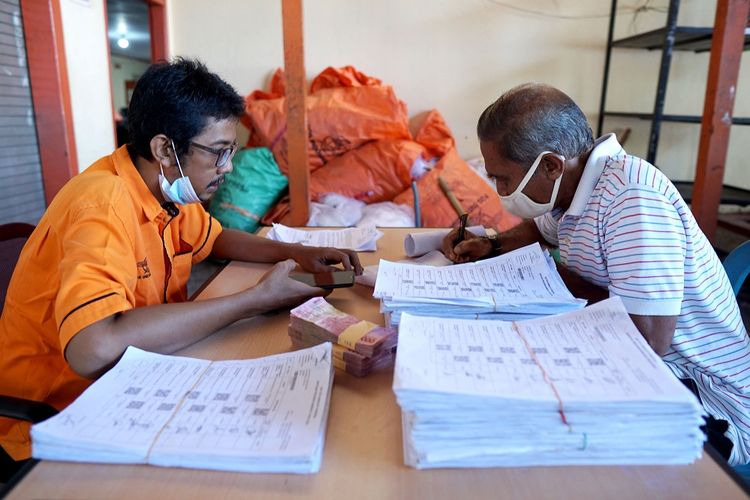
(338, 320, 377, 350)
(512, 323, 586, 449)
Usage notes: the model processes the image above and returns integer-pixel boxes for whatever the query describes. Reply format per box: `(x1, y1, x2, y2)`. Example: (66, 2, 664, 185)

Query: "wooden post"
(691, 0, 750, 241)
(22, 0, 78, 204)
(146, 0, 168, 62)
(281, 0, 309, 226)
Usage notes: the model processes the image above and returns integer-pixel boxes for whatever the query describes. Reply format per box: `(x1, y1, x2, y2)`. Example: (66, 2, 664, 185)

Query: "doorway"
(106, 0, 152, 147)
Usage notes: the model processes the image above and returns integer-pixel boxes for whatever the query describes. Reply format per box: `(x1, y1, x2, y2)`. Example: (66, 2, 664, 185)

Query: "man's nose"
(218, 159, 233, 175)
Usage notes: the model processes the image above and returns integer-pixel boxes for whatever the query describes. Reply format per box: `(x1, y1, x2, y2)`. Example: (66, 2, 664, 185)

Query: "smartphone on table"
(289, 270, 356, 290)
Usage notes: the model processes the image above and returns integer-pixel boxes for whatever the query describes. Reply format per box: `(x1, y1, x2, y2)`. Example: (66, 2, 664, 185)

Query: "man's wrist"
(483, 229, 503, 256)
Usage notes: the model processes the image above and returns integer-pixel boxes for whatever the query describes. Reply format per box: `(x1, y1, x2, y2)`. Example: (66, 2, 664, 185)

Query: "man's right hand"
(441, 229, 493, 263)
(252, 259, 328, 311)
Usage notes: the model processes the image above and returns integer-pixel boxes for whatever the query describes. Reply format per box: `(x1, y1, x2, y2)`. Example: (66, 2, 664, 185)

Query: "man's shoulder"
(49, 158, 135, 219)
(603, 153, 665, 185)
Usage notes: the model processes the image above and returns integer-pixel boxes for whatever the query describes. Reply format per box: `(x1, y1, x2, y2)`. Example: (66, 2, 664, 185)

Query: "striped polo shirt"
(535, 133, 750, 465)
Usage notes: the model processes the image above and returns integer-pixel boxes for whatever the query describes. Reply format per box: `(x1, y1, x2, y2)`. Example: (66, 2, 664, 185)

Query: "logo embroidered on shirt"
(137, 258, 151, 279)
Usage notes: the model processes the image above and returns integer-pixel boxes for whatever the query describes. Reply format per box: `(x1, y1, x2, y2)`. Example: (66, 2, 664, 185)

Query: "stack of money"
(289, 297, 398, 377)
(289, 297, 398, 357)
(289, 330, 396, 377)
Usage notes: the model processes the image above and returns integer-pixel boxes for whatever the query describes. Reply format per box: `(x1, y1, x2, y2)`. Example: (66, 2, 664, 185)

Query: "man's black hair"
(127, 57, 245, 160)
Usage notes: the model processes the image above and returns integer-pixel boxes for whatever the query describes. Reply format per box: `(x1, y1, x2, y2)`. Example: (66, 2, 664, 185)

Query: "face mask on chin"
(499, 151, 564, 219)
(158, 139, 202, 205)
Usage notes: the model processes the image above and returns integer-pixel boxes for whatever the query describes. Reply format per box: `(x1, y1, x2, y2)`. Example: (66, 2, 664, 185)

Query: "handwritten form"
(31, 344, 334, 473)
(267, 223, 383, 251)
(393, 297, 705, 468)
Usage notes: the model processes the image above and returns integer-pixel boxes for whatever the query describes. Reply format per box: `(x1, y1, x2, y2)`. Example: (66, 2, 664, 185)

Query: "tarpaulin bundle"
(244, 66, 519, 229)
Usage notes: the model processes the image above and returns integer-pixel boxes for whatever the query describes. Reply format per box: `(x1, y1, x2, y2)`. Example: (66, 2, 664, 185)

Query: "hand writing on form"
(441, 215, 494, 264)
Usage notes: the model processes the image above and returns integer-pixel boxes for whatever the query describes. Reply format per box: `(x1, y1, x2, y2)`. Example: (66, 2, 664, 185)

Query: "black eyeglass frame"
(189, 141, 237, 168)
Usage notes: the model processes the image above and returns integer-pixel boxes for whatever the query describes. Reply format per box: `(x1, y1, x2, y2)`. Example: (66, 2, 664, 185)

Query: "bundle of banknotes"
(289, 297, 398, 377)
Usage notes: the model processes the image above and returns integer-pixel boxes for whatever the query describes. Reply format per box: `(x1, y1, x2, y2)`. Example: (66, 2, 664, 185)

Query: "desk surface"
(8, 228, 749, 500)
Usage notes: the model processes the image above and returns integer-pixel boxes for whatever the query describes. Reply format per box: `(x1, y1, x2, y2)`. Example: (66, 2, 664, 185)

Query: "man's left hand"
(291, 245, 364, 275)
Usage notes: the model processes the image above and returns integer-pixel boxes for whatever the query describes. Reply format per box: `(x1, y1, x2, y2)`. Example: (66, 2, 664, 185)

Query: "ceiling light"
(117, 37, 129, 49)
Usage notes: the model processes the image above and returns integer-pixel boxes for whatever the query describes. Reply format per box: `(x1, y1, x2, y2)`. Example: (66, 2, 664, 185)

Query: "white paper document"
(374, 243, 585, 323)
(356, 250, 453, 288)
(267, 223, 383, 252)
(31, 344, 334, 474)
(393, 297, 705, 469)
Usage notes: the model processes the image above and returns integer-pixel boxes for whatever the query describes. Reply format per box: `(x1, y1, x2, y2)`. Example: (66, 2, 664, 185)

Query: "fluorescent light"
(117, 37, 129, 49)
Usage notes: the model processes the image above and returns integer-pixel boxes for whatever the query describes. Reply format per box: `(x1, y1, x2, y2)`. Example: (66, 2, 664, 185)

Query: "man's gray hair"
(477, 83, 594, 168)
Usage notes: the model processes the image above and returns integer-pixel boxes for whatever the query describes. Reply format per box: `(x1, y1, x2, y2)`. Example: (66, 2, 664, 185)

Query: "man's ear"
(540, 154, 565, 181)
(150, 134, 173, 166)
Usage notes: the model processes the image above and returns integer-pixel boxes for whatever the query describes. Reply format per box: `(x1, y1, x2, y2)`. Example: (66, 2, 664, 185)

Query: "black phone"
(289, 270, 356, 289)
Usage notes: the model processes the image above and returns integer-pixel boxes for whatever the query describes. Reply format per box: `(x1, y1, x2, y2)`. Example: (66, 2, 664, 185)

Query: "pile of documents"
(374, 242, 586, 326)
(393, 297, 705, 469)
(32, 344, 334, 474)
(289, 297, 397, 377)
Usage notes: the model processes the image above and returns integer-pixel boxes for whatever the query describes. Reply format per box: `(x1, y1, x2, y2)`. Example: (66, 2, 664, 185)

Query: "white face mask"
(499, 151, 564, 219)
(158, 140, 202, 205)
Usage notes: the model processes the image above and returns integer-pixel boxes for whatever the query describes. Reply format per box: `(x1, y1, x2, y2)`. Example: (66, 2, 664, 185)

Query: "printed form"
(31, 344, 334, 472)
(394, 297, 702, 405)
(375, 243, 582, 306)
(267, 223, 383, 251)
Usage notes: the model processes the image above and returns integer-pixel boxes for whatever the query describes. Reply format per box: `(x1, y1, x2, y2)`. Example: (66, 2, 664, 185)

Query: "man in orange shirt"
(0, 58, 362, 478)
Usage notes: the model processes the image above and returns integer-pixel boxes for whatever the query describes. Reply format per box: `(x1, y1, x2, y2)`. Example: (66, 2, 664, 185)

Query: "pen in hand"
(453, 213, 469, 248)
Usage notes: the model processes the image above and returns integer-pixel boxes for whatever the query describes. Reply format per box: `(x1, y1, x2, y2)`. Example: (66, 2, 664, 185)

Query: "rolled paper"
(403, 226, 486, 257)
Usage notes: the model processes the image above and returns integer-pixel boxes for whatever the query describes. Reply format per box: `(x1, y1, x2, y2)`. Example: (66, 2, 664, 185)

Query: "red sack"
(393, 149, 521, 230)
(242, 66, 410, 175)
(411, 109, 455, 160)
(309, 140, 424, 204)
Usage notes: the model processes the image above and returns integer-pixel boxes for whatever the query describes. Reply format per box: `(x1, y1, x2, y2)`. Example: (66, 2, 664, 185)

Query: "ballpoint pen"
(454, 213, 468, 247)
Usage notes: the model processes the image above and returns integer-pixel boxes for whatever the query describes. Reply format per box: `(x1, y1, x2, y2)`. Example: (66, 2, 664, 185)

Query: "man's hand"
(251, 259, 330, 311)
(441, 229, 492, 263)
(288, 245, 364, 275)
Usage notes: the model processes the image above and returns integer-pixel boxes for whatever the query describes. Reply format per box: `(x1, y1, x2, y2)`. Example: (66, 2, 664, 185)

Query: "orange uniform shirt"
(0, 146, 222, 459)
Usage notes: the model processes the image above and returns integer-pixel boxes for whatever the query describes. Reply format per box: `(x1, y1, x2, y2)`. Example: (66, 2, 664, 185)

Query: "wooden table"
(7, 228, 749, 499)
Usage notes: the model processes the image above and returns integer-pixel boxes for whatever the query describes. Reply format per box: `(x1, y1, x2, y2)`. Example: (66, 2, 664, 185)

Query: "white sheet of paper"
(355, 250, 453, 287)
(393, 297, 702, 405)
(267, 223, 383, 251)
(31, 344, 334, 473)
(374, 242, 580, 306)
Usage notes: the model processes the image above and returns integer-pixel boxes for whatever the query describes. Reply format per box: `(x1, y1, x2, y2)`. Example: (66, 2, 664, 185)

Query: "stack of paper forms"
(374, 243, 586, 326)
(32, 344, 334, 474)
(393, 297, 705, 469)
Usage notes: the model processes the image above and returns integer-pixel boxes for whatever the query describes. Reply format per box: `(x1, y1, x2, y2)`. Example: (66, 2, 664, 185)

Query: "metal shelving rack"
(597, 0, 750, 165)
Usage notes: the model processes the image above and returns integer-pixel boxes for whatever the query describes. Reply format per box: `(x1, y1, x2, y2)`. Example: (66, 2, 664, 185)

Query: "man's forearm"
(210, 228, 300, 263)
(65, 286, 274, 379)
(555, 263, 609, 303)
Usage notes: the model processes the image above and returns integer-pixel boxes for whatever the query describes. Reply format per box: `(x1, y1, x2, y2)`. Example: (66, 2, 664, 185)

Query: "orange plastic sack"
(242, 67, 410, 175)
(393, 149, 521, 230)
(309, 140, 424, 204)
(310, 65, 382, 92)
(411, 109, 455, 160)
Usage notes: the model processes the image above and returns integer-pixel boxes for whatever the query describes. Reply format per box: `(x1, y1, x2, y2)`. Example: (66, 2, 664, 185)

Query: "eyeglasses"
(189, 141, 237, 168)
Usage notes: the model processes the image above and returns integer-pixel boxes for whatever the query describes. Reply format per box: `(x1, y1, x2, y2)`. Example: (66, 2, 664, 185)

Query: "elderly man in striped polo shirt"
(443, 83, 750, 466)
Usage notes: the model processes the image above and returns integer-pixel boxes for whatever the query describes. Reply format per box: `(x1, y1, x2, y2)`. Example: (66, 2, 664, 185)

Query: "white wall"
(168, 0, 749, 188)
(110, 55, 150, 114)
(60, 0, 115, 172)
